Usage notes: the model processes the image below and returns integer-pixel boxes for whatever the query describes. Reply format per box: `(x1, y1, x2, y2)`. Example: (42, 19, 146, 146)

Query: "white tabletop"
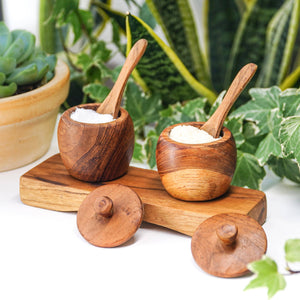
(1, 117, 300, 300)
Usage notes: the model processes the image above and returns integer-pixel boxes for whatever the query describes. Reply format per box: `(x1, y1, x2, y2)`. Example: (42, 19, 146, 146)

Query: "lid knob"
(94, 196, 113, 218)
(216, 223, 238, 246)
(191, 213, 267, 278)
(77, 184, 144, 248)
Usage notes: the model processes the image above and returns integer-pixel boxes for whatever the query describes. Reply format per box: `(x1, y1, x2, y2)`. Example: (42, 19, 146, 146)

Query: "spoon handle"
(201, 63, 257, 138)
(97, 39, 148, 118)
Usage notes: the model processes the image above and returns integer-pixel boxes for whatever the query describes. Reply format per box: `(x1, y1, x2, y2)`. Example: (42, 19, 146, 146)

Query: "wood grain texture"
(77, 184, 143, 247)
(58, 103, 134, 182)
(191, 213, 267, 278)
(96, 39, 147, 118)
(19, 154, 266, 236)
(156, 122, 237, 201)
(201, 63, 257, 138)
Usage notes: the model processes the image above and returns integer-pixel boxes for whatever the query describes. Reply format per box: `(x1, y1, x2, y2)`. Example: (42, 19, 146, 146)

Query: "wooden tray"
(20, 154, 266, 236)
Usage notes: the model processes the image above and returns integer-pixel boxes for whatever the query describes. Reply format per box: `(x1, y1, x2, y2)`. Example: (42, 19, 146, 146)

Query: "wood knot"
(94, 196, 113, 218)
(216, 223, 238, 246)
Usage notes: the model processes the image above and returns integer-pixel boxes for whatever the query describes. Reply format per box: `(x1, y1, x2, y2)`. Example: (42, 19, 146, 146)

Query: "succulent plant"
(0, 22, 57, 98)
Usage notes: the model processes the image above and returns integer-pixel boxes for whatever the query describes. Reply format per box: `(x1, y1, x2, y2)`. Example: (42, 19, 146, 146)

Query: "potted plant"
(0, 21, 69, 172)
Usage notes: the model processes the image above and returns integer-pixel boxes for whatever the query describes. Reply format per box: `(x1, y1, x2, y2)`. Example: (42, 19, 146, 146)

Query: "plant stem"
(280, 66, 300, 90)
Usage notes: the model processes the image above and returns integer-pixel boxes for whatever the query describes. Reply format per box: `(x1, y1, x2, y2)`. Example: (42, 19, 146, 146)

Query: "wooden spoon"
(201, 63, 257, 138)
(96, 39, 148, 118)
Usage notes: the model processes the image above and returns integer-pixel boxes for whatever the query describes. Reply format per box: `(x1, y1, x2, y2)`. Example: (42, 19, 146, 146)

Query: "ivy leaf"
(83, 83, 110, 102)
(280, 116, 300, 164)
(91, 41, 112, 62)
(231, 150, 266, 189)
(145, 131, 159, 168)
(124, 82, 162, 132)
(231, 87, 282, 135)
(209, 90, 226, 116)
(285, 239, 300, 262)
(245, 256, 286, 299)
(132, 141, 144, 163)
(255, 132, 282, 165)
(65, 11, 81, 44)
(181, 97, 208, 122)
(278, 88, 300, 117)
(224, 117, 244, 147)
(254, 109, 283, 165)
(52, 0, 79, 25)
(268, 156, 300, 183)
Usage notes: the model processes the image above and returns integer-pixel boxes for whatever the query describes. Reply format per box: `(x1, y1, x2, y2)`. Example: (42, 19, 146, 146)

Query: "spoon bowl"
(156, 122, 236, 201)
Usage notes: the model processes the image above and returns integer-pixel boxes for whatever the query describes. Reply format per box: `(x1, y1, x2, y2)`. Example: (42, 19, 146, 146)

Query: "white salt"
(169, 125, 220, 144)
(70, 108, 115, 124)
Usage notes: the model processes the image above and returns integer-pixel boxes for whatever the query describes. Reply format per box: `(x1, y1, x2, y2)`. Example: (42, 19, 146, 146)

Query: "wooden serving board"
(20, 154, 266, 236)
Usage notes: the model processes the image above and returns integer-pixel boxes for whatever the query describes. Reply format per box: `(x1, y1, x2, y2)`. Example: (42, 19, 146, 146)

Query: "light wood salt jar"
(156, 122, 237, 201)
(57, 103, 134, 182)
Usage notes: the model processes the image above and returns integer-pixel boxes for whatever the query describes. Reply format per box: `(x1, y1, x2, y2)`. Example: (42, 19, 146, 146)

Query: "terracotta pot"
(0, 60, 70, 171)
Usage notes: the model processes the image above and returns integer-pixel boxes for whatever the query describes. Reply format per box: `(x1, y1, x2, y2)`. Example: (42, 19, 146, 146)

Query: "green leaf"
(224, 117, 245, 147)
(11, 30, 36, 64)
(78, 9, 94, 36)
(0, 22, 12, 56)
(145, 131, 159, 168)
(83, 83, 110, 102)
(66, 11, 81, 44)
(278, 88, 300, 117)
(232, 150, 266, 189)
(181, 97, 208, 122)
(91, 40, 112, 62)
(124, 81, 162, 132)
(0, 82, 17, 97)
(280, 116, 300, 164)
(126, 13, 217, 105)
(93, 1, 127, 32)
(226, 0, 284, 104)
(255, 132, 282, 165)
(268, 156, 300, 183)
(132, 141, 144, 163)
(256, 0, 300, 87)
(285, 239, 300, 262)
(205, 0, 241, 92)
(52, 0, 79, 25)
(231, 87, 282, 135)
(209, 90, 226, 116)
(146, 0, 211, 85)
(139, 2, 156, 29)
(245, 256, 286, 299)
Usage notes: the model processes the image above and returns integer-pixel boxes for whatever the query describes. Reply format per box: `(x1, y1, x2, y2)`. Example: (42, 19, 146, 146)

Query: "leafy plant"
(39, 0, 115, 110)
(39, 0, 300, 188)
(0, 21, 56, 97)
(245, 239, 300, 298)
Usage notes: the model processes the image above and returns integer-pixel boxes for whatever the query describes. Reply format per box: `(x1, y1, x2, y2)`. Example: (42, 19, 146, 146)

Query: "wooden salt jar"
(156, 122, 237, 201)
(57, 103, 134, 182)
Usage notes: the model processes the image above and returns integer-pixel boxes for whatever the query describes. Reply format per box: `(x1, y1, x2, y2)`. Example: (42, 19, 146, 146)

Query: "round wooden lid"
(191, 213, 267, 278)
(77, 184, 143, 247)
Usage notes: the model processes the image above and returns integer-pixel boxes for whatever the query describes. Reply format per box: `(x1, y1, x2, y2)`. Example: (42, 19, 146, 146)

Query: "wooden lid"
(77, 184, 143, 247)
(191, 213, 267, 278)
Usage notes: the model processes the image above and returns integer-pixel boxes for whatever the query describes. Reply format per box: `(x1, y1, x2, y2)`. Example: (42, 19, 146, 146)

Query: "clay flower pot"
(0, 60, 70, 172)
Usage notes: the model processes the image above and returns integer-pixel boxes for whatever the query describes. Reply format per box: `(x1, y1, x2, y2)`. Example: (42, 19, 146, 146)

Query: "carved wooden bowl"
(156, 122, 237, 201)
(58, 103, 134, 182)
